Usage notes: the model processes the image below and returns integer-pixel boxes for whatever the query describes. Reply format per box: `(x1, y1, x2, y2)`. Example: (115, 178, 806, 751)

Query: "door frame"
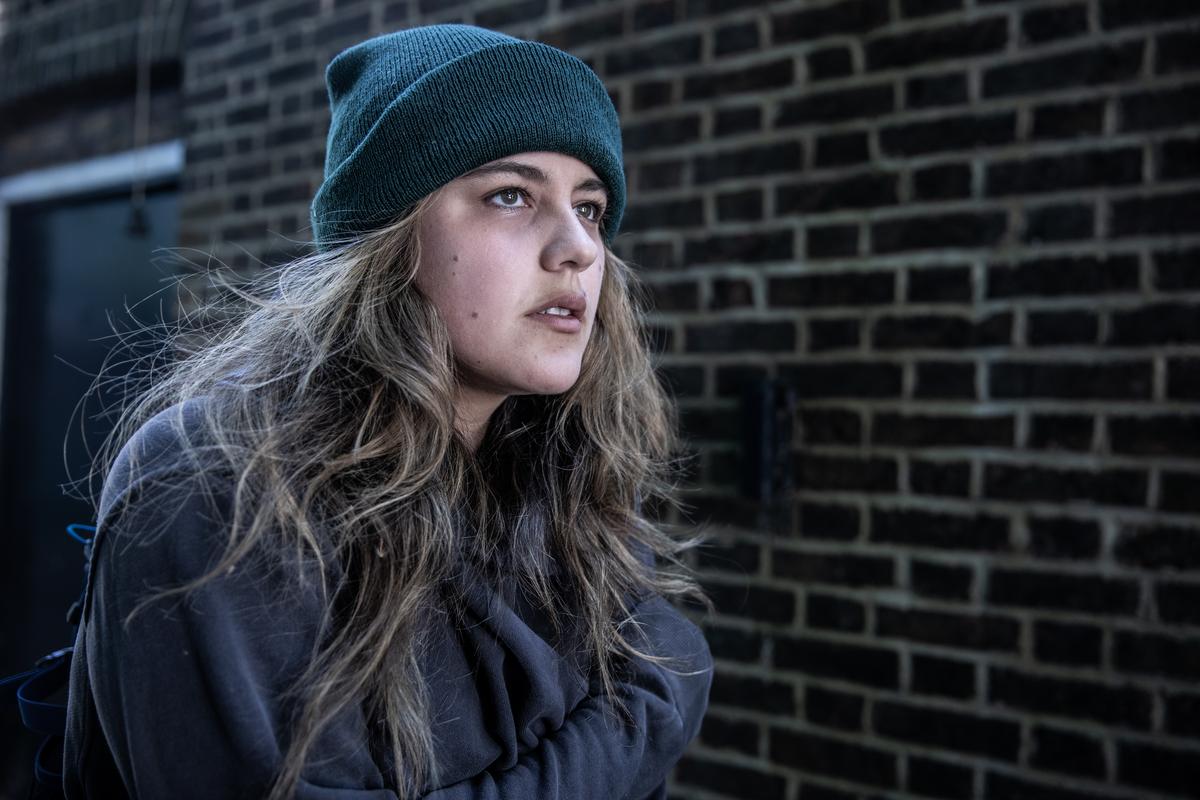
(0, 139, 184, 410)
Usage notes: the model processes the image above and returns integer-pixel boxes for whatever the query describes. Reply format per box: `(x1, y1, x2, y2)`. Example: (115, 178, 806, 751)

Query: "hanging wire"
(126, 0, 157, 237)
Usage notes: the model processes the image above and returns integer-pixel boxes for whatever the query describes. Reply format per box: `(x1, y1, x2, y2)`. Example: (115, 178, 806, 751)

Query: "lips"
(527, 291, 587, 319)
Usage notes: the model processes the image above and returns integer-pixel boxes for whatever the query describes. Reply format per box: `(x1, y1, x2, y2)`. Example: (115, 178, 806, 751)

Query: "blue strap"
(0, 648, 72, 736)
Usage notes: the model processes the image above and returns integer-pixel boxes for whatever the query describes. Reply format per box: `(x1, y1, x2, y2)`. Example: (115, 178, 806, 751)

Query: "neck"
(453, 385, 506, 453)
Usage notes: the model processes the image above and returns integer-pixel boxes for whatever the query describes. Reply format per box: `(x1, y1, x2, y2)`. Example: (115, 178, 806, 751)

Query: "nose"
(539, 202, 600, 273)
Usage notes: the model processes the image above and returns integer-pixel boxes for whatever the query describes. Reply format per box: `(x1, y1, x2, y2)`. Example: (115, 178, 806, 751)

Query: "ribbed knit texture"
(310, 24, 626, 250)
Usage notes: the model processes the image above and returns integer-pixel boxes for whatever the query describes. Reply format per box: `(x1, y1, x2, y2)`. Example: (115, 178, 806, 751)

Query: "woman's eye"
(489, 188, 527, 208)
(577, 202, 606, 224)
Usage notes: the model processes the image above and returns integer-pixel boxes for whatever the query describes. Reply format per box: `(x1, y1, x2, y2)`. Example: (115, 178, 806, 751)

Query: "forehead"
(459, 152, 607, 194)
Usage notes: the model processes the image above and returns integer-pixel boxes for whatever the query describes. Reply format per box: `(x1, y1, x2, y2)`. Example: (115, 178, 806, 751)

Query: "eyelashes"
(486, 186, 608, 226)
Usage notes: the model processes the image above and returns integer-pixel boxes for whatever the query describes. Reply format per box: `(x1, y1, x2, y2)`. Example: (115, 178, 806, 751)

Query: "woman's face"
(415, 151, 608, 409)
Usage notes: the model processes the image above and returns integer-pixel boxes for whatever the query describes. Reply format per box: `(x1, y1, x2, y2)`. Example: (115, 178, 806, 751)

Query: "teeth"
(539, 307, 572, 317)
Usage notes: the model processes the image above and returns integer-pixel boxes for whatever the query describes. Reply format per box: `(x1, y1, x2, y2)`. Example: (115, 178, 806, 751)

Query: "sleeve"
(83, 468, 397, 799)
(422, 543, 712, 800)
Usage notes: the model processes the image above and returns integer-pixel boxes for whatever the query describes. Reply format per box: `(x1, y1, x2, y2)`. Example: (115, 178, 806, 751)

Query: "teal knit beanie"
(310, 24, 625, 251)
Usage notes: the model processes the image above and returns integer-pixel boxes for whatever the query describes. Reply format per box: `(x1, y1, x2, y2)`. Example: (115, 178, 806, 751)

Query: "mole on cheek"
(452, 255, 459, 262)
(471, 311, 479, 319)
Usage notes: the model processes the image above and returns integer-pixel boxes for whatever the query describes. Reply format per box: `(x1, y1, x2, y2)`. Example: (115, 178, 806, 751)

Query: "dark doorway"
(1, 181, 178, 785)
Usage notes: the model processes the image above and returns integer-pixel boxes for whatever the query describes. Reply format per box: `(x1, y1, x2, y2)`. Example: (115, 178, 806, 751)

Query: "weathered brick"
(777, 172, 898, 214)
(908, 756, 974, 799)
(1028, 310, 1099, 346)
(984, 41, 1143, 98)
(704, 579, 796, 624)
(1031, 98, 1105, 139)
(866, 17, 1007, 71)
(1108, 302, 1200, 345)
(795, 453, 898, 492)
(770, 727, 897, 788)
(710, 671, 796, 714)
(702, 623, 764, 663)
(874, 701, 1019, 760)
(605, 33, 701, 75)
(1023, 4, 1087, 42)
(1031, 725, 1106, 778)
(808, 46, 853, 81)
(685, 230, 793, 265)
(1027, 417, 1094, 453)
(621, 198, 703, 232)
(772, 0, 889, 43)
(684, 58, 791, 100)
(872, 412, 1013, 448)
(685, 321, 795, 353)
(1160, 470, 1200, 514)
(871, 312, 1011, 349)
(990, 254, 1140, 297)
(1117, 740, 1200, 795)
(714, 106, 762, 137)
(695, 141, 802, 184)
(1113, 633, 1200, 681)
(675, 755, 787, 800)
(990, 666, 1152, 728)
(716, 189, 762, 222)
(1157, 27, 1200, 74)
(872, 211, 1007, 253)
(1032, 620, 1101, 672)
(914, 361, 976, 399)
(908, 457, 970, 499)
(807, 318, 860, 352)
(781, 362, 903, 399)
(913, 163, 971, 201)
(1099, 0, 1200, 29)
(806, 592, 866, 632)
(799, 408, 861, 445)
(1027, 514, 1101, 559)
(707, 277, 752, 310)
(804, 685, 864, 730)
(768, 271, 892, 308)
(807, 223, 859, 258)
(797, 502, 860, 541)
(991, 361, 1153, 400)
(775, 635, 900, 689)
(911, 653, 976, 699)
(1167, 357, 1200, 400)
(906, 72, 968, 109)
(1119, 524, 1200, 577)
(814, 131, 869, 167)
(911, 558, 973, 600)
(774, 550, 894, 587)
(873, 510, 1012, 554)
(988, 568, 1140, 614)
(778, 84, 894, 127)
(877, 605, 1019, 652)
(633, 0, 675, 30)
(700, 713, 758, 756)
(1023, 202, 1094, 243)
(881, 112, 1015, 156)
(1104, 188, 1200, 236)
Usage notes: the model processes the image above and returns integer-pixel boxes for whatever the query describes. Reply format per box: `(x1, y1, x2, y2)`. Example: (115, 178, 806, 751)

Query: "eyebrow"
(462, 160, 610, 200)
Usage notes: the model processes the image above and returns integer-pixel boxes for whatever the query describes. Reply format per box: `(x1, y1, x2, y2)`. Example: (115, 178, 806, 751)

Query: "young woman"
(62, 23, 713, 800)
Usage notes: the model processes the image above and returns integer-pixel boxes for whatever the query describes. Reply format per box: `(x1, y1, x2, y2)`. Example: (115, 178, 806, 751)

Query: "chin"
(520, 366, 583, 396)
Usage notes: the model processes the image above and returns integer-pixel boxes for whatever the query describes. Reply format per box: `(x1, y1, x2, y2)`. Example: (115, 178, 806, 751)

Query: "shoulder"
(98, 396, 230, 523)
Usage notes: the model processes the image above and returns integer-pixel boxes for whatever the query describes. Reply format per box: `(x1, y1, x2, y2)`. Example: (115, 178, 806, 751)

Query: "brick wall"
(0, 0, 184, 176)
(6, 0, 1200, 798)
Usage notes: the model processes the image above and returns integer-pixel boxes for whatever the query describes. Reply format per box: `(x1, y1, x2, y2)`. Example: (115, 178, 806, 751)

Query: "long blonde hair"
(90, 192, 709, 798)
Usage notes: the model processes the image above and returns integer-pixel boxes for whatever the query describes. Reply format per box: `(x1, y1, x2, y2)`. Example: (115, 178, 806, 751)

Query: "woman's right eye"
(488, 188, 528, 208)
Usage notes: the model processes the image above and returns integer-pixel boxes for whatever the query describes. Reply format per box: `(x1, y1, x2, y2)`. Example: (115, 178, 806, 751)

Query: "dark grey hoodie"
(62, 400, 713, 798)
